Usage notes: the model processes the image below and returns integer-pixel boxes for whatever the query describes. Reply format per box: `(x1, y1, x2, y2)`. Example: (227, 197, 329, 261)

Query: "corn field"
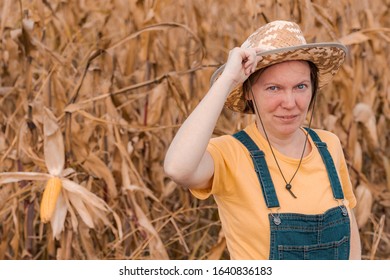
(0, 0, 389, 260)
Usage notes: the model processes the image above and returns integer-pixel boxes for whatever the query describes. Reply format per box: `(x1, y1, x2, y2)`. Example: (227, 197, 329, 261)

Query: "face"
(250, 61, 312, 139)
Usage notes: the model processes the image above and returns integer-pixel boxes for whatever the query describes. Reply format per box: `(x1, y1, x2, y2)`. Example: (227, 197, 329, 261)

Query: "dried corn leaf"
(205, 230, 226, 260)
(353, 103, 379, 151)
(353, 141, 363, 172)
(67, 191, 94, 228)
(50, 192, 68, 240)
(61, 179, 109, 212)
(0, 172, 51, 184)
(43, 108, 64, 177)
(340, 31, 371, 45)
(121, 156, 169, 259)
(354, 184, 373, 228)
(383, 156, 390, 191)
(132, 201, 170, 260)
(79, 223, 98, 259)
(123, 184, 159, 203)
(146, 82, 168, 126)
(81, 153, 118, 199)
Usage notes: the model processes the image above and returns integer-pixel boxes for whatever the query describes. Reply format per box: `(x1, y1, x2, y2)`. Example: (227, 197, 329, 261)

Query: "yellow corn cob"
(40, 177, 62, 223)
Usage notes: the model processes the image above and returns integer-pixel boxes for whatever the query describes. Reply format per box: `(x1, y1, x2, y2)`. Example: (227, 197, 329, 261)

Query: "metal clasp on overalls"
(270, 207, 282, 225)
(336, 199, 348, 216)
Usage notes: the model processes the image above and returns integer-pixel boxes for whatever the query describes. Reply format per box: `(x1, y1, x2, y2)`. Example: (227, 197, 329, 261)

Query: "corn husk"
(354, 184, 374, 229)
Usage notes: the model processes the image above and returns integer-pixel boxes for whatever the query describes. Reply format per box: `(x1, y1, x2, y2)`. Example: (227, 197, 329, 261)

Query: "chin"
(277, 124, 302, 136)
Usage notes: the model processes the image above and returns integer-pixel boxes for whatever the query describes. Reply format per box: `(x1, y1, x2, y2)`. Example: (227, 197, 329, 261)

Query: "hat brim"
(210, 43, 347, 114)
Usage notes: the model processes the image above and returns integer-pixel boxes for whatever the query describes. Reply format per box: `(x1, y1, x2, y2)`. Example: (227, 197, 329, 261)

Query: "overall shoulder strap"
(233, 130, 280, 208)
(303, 127, 344, 200)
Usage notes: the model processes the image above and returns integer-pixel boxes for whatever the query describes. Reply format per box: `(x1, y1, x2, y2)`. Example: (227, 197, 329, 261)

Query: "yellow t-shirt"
(190, 122, 356, 260)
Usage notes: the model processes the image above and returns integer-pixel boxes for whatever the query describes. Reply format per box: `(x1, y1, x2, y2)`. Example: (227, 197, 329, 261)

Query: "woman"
(164, 20, 361, 260)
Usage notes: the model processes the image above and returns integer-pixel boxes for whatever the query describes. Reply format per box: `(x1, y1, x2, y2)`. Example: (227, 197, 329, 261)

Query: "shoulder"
(209, 123, 259, 160)
(308, 128, 344, 158)
(209, 134, 245, 158)
(309, 128, 341, 145)
(209, 133, 244, 149)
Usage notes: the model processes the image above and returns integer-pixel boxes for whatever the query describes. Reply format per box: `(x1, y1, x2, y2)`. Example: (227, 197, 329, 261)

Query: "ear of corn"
(40, 177, 62, 223)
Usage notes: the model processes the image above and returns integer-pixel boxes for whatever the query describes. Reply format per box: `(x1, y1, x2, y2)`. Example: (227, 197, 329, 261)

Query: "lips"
(275, 115, 298, 120)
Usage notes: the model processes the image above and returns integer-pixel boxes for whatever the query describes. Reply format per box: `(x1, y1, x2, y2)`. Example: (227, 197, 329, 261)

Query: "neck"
(255, 121, 310, 158)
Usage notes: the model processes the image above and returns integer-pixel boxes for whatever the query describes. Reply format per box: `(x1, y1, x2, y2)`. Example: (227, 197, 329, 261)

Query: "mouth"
(275, 115, 299, 120)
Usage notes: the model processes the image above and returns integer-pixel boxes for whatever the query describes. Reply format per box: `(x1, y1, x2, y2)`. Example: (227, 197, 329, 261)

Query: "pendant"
(286, 183, 297, 198)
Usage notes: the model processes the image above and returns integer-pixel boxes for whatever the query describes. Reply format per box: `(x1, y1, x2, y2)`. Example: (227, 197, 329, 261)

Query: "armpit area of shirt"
(189, 184, 212, 200)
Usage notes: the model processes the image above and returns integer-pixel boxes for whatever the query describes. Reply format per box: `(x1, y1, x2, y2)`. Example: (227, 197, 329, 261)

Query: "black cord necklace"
(248, 81, 316, 199)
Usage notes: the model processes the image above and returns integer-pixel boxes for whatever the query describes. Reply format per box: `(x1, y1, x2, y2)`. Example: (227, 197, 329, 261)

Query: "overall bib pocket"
(276, 235, 349, 260)
(269, 206, 351, 260)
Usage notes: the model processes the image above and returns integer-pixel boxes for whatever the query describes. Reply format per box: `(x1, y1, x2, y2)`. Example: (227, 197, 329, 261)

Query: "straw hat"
(210, 20, 347, 114)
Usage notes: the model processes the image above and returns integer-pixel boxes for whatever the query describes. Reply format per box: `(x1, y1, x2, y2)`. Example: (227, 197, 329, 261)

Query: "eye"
(298, 84, 308, 89)
(296, 84, 308, 90)
(267, 85, 279, 91)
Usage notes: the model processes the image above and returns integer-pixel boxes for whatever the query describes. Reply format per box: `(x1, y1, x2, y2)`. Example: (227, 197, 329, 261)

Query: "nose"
(281, 90, 296, 109)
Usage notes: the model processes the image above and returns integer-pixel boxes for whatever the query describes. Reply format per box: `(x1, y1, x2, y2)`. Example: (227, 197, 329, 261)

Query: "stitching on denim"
(278, 235, 349, 251)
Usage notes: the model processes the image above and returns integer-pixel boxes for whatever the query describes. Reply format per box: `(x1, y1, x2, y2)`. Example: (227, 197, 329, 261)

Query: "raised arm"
(164, 47, 260, 189)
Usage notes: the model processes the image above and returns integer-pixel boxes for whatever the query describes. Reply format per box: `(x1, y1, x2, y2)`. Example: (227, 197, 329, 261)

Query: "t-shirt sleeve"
(329, 131, 357, 209)
(316, 129, 357, 209)
(189, 136, 233, 200)
(338, 145, 357, 209)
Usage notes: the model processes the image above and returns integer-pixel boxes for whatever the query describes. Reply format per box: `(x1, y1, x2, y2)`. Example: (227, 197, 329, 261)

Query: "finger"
(243, 50, 258, 74)
(253, 56, 262, 73)
(252, 54, 264, 73)
(243, 60, 254, 74)
(242, 50, 255, 65)
(253, 46, 266, 55)
(245, 62, 255, 75)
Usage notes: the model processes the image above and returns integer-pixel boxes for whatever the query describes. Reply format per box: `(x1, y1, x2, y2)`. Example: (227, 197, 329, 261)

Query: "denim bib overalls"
(233, 128, 351, 260)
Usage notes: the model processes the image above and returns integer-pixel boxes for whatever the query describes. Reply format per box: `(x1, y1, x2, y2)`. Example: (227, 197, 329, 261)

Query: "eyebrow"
(262, 80, 311, 87)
